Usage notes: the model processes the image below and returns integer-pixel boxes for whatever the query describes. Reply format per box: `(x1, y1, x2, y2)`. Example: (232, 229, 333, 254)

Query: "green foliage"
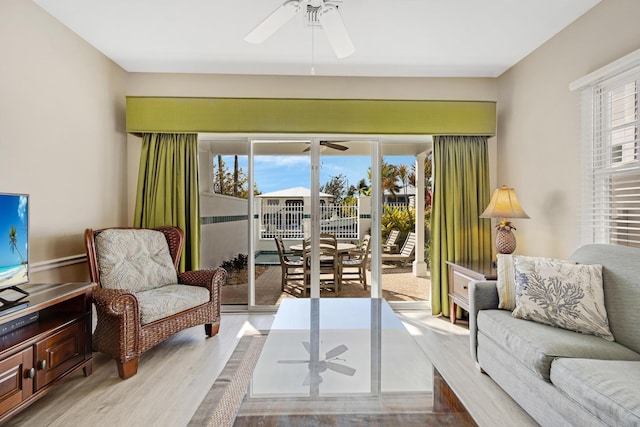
(320, 174, 348, 203)
(382, 206, 432, 267)
(220, 253, 248, 272)
(381, 205, 416, 243)
(213, 156, 260, 198)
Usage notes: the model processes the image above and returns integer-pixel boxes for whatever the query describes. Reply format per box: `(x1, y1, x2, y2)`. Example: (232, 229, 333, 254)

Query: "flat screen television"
(0, 193, 30, 309)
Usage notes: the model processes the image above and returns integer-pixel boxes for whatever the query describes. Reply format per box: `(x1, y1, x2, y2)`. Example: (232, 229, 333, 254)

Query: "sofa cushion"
(570, 244, 640, 355)
(551, 359, 640, 426)
(512, 257, 614, 341)
(477, 310, 640, 381)
(136, 284, 210, 325)
(96, 229, 178, 292)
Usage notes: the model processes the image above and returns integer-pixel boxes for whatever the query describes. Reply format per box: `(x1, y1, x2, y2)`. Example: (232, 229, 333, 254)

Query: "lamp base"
(496, 229, 516, 254)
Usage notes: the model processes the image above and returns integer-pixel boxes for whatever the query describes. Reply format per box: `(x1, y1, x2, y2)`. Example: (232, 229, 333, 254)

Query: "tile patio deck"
(221, 263, 430, 306)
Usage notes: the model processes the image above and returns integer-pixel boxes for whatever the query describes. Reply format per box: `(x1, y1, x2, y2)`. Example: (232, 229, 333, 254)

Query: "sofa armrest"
(469, 280, 499, 365)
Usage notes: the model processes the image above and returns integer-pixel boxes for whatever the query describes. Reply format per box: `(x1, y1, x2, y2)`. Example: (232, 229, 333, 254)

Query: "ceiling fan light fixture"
(318, 4, 355, 59)
(244, 0, 303, 44)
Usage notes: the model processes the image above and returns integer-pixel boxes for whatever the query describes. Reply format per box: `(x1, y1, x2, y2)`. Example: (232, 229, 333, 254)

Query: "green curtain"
(430, 136, 492, 317)
(134, 133, 200, 272)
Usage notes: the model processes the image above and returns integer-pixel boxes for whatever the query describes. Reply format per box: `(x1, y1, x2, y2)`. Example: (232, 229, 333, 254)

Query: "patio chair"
(382, 230, 400, 253)
(275, 236, 304, 294)
(381, 232, 416, 266)
(85, 226, 226, 379)
(340, 234, 371, 290)
(302, 233, 341, 296)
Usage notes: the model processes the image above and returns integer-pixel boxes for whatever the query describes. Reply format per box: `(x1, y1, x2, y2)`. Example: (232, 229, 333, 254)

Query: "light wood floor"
(7, 308, 537, 427)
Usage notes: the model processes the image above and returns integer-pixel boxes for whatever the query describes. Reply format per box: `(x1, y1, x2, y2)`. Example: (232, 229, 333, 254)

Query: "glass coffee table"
(234, 298, 474, 426)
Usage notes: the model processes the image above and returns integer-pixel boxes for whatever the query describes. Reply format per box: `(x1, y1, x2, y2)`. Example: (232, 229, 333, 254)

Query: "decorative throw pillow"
(496, 255, 573, 310)
(511, 257, 614, 341)
(496, 254, 517, 310)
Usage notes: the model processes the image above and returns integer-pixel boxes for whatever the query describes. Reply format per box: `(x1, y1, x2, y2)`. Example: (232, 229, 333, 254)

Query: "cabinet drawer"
(451, 271, 473, 299)
(35, 321, 85, 390)
(0, 347, 33, 416)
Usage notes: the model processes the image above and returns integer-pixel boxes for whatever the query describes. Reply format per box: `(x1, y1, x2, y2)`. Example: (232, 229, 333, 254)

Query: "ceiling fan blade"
(303, 141, 349, 152)
(245, 0, 303, 44)
(318, 4, 355, 59)
(324, 344, 348, 359)
(322, 142, 349, 151)
(278, 360, 310, 364)
(325, 361, 356, 376)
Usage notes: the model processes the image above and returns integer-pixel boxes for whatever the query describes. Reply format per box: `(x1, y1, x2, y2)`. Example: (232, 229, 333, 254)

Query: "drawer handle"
(26, 368, 35, 379)
(462, 284, 468, 290)
(37, 360, 47, 371)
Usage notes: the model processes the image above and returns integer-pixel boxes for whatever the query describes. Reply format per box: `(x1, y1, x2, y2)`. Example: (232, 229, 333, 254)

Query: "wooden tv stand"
(0, 282, 94, 423)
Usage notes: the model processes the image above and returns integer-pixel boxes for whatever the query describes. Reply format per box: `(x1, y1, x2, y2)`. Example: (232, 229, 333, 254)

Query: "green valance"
(126, 97, 496, 136)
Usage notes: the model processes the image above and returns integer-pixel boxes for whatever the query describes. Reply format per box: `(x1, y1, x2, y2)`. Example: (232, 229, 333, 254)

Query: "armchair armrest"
(468, 280, 499, 365)
(178, 268, 226, 310)
(92, 288, 141, 361)
(178, 268, 227, 289)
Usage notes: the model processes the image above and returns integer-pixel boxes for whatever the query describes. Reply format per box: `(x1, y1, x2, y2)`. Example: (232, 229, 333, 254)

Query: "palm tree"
(9, 226, 25, 264)
(233, 155, 239, 196)
(397, 164, 409, 205)
(357, 178, 370, 196)
(380, 162, 400, 201)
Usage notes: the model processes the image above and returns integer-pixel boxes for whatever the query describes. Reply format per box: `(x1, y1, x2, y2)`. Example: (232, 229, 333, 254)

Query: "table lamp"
(480, 185, 529, 254)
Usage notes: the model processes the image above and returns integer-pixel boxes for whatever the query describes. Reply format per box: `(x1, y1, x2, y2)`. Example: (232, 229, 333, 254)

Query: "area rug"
(188, 332, 267, 427)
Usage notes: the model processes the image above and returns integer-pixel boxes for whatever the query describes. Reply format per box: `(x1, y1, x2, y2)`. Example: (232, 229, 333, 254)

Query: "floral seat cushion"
(95, 229, 178, 292)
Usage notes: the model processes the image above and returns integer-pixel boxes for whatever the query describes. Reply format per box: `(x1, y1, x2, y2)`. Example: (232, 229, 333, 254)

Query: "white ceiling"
(33, 0, 600, 78)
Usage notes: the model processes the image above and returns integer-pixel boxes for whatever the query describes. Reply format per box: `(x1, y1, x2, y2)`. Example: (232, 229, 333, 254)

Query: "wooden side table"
(446, 260, 497, 324)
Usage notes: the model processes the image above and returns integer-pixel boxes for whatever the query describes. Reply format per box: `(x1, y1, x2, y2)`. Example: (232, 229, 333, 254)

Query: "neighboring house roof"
(384, 185, 416, 196)
(258, 186, 334, 199)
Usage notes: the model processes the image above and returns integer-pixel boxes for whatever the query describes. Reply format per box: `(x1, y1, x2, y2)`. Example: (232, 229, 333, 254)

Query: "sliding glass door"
(198, 135, 430, 309)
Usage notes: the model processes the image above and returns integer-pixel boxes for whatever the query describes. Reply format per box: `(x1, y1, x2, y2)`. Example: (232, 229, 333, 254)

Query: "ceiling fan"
(303, 140, 350, 152)
(245, 0, 355, 59)
(278, 341, 356, 386)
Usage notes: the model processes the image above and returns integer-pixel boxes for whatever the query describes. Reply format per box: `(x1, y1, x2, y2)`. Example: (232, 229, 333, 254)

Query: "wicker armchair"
(84, 226, 226, 380)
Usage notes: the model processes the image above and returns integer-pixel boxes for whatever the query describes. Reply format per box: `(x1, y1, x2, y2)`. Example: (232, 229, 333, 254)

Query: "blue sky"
(0, 194, 28, 267)
(226, 155, 415, 194)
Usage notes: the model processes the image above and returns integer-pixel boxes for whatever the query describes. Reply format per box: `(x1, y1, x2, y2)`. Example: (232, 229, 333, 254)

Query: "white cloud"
(254, 156, 310, 168)
(18, 196, 28, 222)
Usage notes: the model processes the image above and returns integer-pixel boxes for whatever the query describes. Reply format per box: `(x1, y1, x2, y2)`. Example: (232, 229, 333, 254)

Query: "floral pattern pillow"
(497, 254, 574, 310)
(512, 257, 614, 341)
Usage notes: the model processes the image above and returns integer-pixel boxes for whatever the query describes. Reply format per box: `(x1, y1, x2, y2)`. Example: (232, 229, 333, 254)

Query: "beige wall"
(496, 0, 640, 258)
(0, 0, 128, 283)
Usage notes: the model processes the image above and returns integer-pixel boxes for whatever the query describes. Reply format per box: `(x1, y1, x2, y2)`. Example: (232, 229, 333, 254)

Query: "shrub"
(220, 253, 249, 272)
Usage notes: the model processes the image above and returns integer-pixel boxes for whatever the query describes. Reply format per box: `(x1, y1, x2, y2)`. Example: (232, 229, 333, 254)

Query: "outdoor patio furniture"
(382, 230, 400, 253)
(275, 236, 304, 294)
(85, 226, 226, 379)
(381, 232, 416, 266)
(302, 233, 341, 296)
(340, 234, 371, 290)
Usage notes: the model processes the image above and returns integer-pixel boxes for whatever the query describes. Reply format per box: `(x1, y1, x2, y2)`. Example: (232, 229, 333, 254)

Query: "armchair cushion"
(136, 284, 210, 325)
(95, 229, 178, 292)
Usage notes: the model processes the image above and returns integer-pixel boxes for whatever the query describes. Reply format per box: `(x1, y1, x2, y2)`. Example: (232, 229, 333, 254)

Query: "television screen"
(0, 193, 29, 289)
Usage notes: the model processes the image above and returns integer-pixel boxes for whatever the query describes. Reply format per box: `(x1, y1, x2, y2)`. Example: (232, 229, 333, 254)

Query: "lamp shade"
(480, 186, 529, 219)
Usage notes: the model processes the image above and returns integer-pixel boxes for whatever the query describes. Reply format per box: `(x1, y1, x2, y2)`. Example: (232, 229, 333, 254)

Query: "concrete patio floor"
(221, 263, 430, 306)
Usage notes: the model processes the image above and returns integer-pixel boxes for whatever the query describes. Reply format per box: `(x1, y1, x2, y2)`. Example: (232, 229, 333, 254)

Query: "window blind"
(579, 62, 640, 248)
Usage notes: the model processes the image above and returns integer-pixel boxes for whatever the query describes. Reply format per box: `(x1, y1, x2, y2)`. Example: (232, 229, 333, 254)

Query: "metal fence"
(259, 202, 359, 239)
(320, 204, 358, 239)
